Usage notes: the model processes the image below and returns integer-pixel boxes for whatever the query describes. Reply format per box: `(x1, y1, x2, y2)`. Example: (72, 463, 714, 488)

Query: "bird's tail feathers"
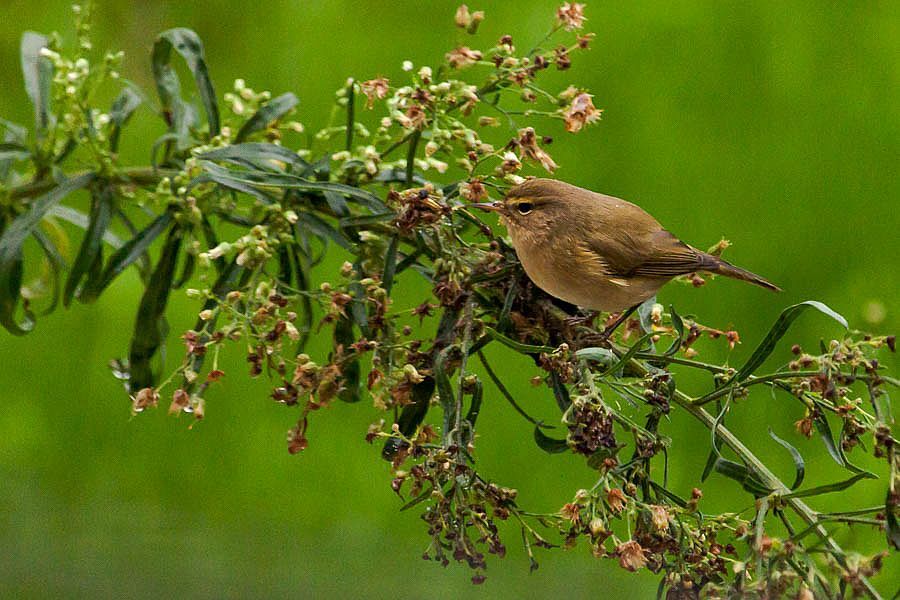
(701, 255, 781, 292)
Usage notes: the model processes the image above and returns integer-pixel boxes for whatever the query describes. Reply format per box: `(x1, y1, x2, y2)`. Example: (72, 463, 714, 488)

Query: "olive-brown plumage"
(474, 178, 779, 312)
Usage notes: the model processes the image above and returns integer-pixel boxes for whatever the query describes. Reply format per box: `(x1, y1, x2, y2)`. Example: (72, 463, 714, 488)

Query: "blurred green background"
(1, 1, 897, 597)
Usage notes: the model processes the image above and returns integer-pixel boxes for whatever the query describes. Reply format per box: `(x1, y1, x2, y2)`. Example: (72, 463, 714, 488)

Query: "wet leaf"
(0, 173, 94, 334)
(152, 28, 219, 140)
(64, 182, 114, 306)
(382, 378, 434, 460)
(82, 211, 174, 301)
(534, 425, 568, 454)
(734, 301, 847, 383)
(108, 87, 143, 152)
(128, 227, 183, 391)
(768, 427, 805, 490)
(235, 92, 299, 143)
(782, 471, 876, 499)
(20, 32, 53, 136)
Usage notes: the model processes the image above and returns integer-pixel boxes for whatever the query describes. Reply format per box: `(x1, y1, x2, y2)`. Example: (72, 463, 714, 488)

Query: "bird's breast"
(513, 236, 660, 312)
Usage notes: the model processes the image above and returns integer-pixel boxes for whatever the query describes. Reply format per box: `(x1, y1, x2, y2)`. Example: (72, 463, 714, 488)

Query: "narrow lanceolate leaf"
(335, 315, 361, 403)
(0, 142, 30, 162)
(382, 378, 435, 460)
(200, 142, 308, 172)
(534, 425, 568, 454)
(381, 234, 399, 296)
(464, 379, 483, 428)
(82, 211, 174, 302)
(47, 205, 124, 249)
(712, 458, 773, 497)
(734, 301, 848, 383)
(197, 161, 386, 210)
(781, 471, 876, 499)
(235, 92, 299, 143)
(812, 409, 855, 471)
(768, 427, 805, 490)
(484, 326, 555, 354)
(65, 182, 114, 306)
(108, 87, 143, 153)
(31, 228, 66, 316)
(20, 32, 53, 136)
(0, 173, 94, 334)
(886, 490, 900, 550)
(664, 305, 684, 356)
(152, 28, 219, 141)
(128, 228, 183, 392)
(434, 347, 457, 441)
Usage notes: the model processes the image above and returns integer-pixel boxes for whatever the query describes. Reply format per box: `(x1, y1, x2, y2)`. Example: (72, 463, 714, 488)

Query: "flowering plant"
(0, 3, 897, 596)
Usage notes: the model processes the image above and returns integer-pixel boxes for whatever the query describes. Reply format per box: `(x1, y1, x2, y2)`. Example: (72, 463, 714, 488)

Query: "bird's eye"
(516, 202, 534, 215)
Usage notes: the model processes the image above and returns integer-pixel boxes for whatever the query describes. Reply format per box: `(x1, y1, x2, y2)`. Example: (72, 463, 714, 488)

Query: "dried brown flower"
(616, 540, 647, 571)
(606, 488, 627, 513)
(517, 127, 558, 172)
(562, 91, 602, 133)
(446, 46, 483, 69)
(556, 2, 586, 31)
(361, 77, 390, 109)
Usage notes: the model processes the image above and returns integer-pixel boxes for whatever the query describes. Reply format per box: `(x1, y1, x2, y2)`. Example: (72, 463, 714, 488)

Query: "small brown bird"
(473, 178, 779, 313)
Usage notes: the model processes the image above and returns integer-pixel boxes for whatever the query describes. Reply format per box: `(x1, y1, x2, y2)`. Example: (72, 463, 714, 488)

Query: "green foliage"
(0, 3, 897, 598)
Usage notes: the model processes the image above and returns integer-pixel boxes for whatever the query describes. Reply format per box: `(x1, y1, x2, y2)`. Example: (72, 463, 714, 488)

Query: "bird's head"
(470, 178, 580, 243)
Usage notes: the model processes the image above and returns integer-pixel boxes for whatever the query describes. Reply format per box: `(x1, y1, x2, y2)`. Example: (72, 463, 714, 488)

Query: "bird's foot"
(563, 310, 598, 332)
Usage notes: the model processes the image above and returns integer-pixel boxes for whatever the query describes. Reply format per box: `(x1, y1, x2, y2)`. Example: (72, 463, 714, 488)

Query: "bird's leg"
(563, 309, 598, 331)
(601, 304, 641, 339)
(576, 304, 641, 348)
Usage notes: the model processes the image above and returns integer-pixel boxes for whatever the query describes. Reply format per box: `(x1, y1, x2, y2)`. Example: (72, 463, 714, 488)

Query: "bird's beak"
(469, 202, 505, 214)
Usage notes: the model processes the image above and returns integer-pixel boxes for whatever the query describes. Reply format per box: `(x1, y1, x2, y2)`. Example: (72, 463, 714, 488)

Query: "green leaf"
(344, 79, 355, 151)
(768, 427, 805, 490)
(152, 28, 219, 145)
(20, 32, 53, 137)
(812, 409, 856, 471)
(200, 142, 308, 172)
(335, 315, 361, 403)
(782, 471, 876, 499)
(550, 371, 571, 413)
(464, 379, 483, 428)
(886, 490, 900, 551)
(128, 227, 183, 391)
(605, 333, 654, 376)
(534, 425, 568, 454)
(323, 190, 350, 217)
(295, 212, 352, 251)
(664, 305, 684, 356)
(734, 301, 848, 383)
(64, 182, 114, 306)
(235, 92, 299, 143)
(31, 228, 66, 316)
(484, 326, 554, 354)
(0, 173, 94, 334)
(434, 347, 457, 441)
(82, 211, 174, 302)
(713, 458, 773, 497)
(197, 161, 385, 210)
(0, 142, 30, 162)
(382, 234, 399, 296)
(108, 87, 143, 153)
(575, 346, 616, 366)
(46, 205, 123, 249)
(382, 378, 434, 460)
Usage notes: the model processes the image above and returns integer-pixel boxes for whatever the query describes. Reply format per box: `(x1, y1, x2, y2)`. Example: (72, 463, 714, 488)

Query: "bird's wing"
(585, 229, 706, 279)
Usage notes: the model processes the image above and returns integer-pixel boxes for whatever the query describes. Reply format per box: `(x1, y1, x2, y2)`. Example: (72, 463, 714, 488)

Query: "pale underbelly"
(517, 247, 659, 312)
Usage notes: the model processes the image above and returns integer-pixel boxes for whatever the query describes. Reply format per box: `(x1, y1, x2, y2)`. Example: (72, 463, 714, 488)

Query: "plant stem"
(624, 355, 883, 600)
(5, 167, 177, 201)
